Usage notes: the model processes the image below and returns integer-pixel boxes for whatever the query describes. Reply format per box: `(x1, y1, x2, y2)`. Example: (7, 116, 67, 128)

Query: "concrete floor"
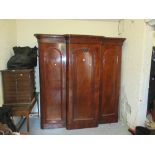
(20, 116, 131, 135)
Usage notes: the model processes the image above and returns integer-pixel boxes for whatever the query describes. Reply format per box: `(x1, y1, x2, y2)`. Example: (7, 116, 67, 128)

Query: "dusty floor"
(20, 116, 131, 135)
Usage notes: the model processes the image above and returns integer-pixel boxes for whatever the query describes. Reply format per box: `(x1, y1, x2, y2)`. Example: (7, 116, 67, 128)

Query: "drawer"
(4, 96, 17, 104)
(2, 74, 16, 82)
(16, 72, 32, 80)
(17, 84, 34, 92)
(3, 84, 16, 90)
(17, 94, 34, 103)
(3, 92, 17, 97)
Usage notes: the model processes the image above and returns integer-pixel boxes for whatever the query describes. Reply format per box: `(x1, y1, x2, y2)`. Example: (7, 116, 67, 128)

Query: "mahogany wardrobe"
(35, 34, 125, 129)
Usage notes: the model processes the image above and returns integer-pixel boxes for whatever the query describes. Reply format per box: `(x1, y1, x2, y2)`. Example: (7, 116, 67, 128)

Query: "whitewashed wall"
(119, 19, 153, 128)
(0, 20, 17, 106)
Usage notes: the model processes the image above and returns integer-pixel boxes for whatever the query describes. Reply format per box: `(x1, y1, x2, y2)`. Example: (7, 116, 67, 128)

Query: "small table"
(6, 92, 39, 133)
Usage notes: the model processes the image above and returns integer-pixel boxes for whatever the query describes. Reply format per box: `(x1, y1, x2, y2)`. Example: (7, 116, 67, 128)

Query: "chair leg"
(26, 115, 29, 132)
(36, 95, 39, 117)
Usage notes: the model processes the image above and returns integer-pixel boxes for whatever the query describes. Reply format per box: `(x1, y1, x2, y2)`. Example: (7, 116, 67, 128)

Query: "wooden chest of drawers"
(1, 69, 35, 105)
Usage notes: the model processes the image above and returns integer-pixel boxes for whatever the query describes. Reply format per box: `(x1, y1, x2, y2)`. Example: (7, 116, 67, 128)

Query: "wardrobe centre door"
(67, 43, 100, 129)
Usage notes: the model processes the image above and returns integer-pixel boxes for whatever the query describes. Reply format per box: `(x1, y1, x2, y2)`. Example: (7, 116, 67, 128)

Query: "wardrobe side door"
(39, 42, 66, 128)
(99, 44, 122, 123)
(67, 44, 100, 129)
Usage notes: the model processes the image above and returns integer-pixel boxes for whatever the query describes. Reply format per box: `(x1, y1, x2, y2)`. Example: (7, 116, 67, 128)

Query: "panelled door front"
(39, 40, 66, 128)
(67, 43, 100, 129)
(99, 44, 122, 123)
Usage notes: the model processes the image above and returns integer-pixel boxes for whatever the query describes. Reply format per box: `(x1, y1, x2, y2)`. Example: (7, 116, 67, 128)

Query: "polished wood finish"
(1, 69, 35, 105)
(35, 34, 125, 129)
(35, 34, 66, 129)
(99, 38, 125, 123)
(66, 36, 101, 129)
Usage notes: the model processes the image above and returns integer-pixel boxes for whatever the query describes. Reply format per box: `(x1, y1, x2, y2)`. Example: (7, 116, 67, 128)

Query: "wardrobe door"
(35, 35, 66, 129)
(67, 43, 100, 129)
(99, 39, 124, 123)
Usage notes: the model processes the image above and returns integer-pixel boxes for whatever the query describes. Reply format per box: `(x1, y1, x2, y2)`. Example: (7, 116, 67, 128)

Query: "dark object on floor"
(0, 106, 18, 132)
(147, 47, 155, 112)
(7, 46, 38, 69)
(135, 126, 151, 135)
(128, 126, 155, 135)
(150, 101, 155, 121)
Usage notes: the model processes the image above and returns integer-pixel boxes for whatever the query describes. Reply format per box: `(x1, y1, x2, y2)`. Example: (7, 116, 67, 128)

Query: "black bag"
(0, 106, 18, 132)
(135, 126, 150, 135)
(7, 46, 38, 69)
